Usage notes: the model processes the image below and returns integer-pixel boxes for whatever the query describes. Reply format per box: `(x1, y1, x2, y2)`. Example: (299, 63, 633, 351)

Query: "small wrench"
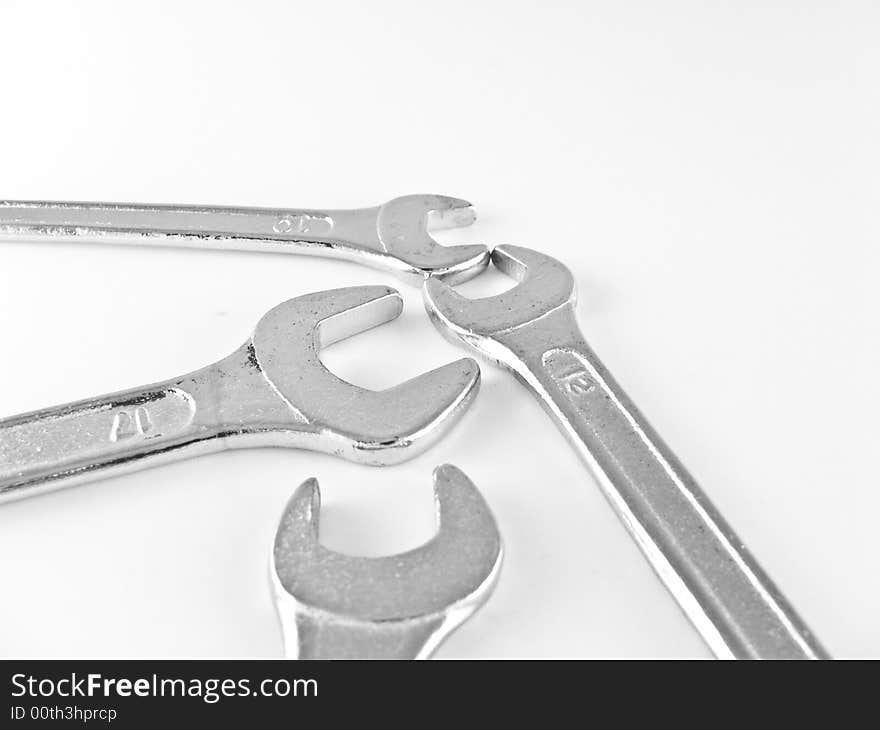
(0, 194, 488, 284)
(424, 245, 827, 659)
(271, 465, 503, 659)
(0, 287, 480, 503)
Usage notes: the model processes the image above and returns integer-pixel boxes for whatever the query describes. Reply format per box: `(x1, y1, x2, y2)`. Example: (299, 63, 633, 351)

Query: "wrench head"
(376, 195, 489, 285)
(252, 286, 480, 465)
(423, 245, 576, 350)
(271, 465, 503, 659)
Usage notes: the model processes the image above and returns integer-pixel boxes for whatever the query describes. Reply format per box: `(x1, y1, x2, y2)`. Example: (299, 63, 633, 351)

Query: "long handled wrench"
(0, 195, 488, 284)
(424, 245, 827, 659)
(0, 286, 479, 503)
(272, 465, 503, 659)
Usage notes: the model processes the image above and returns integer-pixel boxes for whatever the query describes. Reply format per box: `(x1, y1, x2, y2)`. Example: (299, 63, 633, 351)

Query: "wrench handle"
(511, 310, 827, 659)
(0, 200, 381, 257)
(0, 375, 210, 503)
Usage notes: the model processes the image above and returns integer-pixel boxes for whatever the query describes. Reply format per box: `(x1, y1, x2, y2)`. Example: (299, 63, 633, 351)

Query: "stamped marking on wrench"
(272, 213, 333, 236)
(110, 407, 153, 441)
(543, 349, 597, 399)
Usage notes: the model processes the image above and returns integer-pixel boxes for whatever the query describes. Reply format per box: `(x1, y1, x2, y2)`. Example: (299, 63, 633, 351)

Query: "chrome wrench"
(0, 195, 488, 284)
(424, 245, 827, 659)
(272, 465, 503, 659)
(0, 286, 479, 503)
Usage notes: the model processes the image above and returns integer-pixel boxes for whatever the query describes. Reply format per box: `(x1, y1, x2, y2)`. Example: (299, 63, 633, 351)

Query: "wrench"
(271, 464, 503, 659)
(424, 245, 827, 659)
(0, 286, 480, 503)
(0, 194, 488, 284)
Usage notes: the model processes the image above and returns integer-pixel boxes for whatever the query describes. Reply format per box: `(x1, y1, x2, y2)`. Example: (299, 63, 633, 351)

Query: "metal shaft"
(0, 349, 290, 502)
(0, 199, 375, 255)
(506, 308, 827, 659)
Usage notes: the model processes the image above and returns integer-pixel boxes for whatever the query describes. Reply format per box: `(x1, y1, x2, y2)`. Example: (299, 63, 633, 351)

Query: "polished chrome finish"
(424, 245, 826, 660)
(0, 195, 488, 284)
(271, 465, 503, 659)
(0, 287, 480, 503)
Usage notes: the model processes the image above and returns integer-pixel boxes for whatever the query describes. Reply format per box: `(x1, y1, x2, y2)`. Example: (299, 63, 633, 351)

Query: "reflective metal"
(0, 287, 480, 502)
(0, 195, 488, 284)
(424, 245, 827, 659)
(272, 465, 503, 659)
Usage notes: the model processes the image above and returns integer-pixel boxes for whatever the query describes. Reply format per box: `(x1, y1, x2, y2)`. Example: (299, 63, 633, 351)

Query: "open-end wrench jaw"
(252, 286, 481, 465)
(271, 464, 503, 659)
(423, 245, 578, 370)
(424, 245, 575, 338)
(376, 195, 488, 284)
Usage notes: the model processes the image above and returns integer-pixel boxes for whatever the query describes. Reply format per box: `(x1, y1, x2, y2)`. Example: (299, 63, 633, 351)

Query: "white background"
(0, 1, 877, 658)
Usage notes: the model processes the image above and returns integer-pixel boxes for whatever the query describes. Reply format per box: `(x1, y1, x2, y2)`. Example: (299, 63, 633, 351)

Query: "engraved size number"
(273, 213, 332, 235)
(110, 407, 154, 442)
(543, 348, 598, 401)
(560, 369, 596, 396)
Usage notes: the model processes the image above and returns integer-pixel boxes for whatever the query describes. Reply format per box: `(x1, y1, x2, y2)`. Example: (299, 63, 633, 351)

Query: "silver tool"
(424, 245, 827, 659)
(271, 464, 503, 659)
(0, 195, 488, 284)
(0, 286, 480, 503)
